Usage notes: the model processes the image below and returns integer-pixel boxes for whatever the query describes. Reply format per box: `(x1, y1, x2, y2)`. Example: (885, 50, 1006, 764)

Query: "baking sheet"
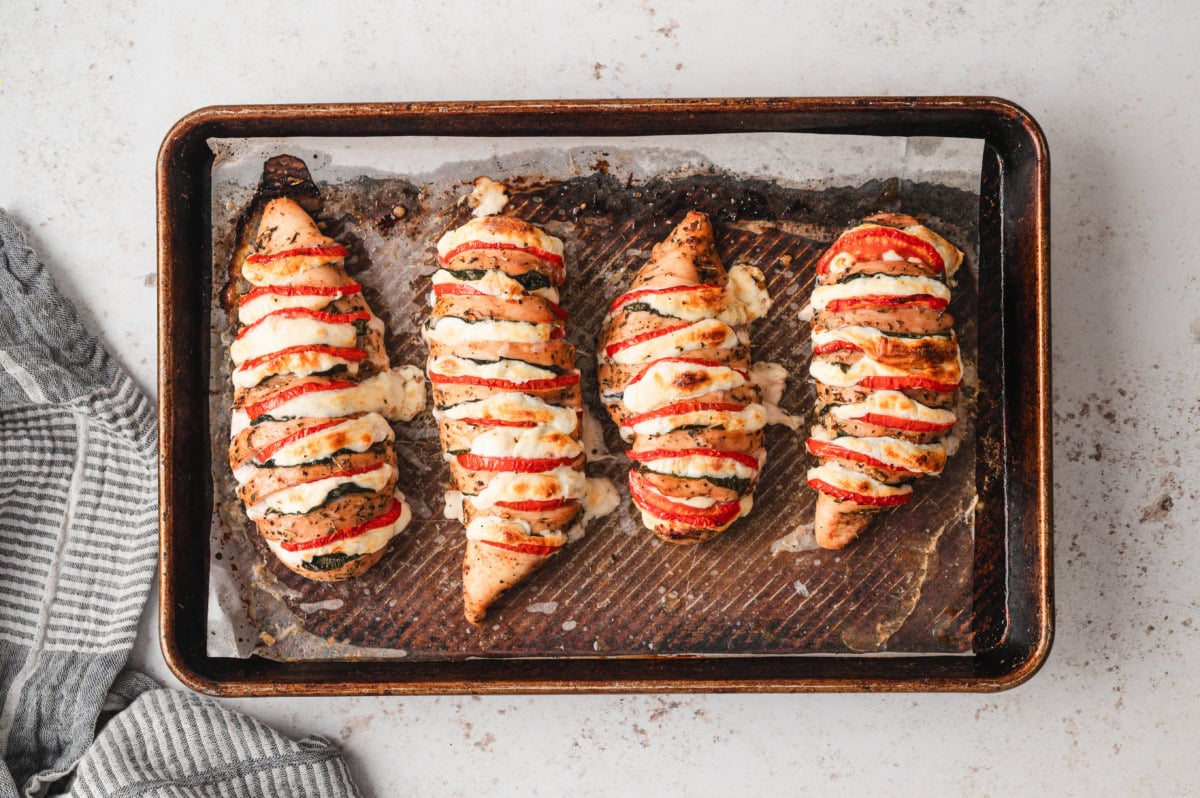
(205, 132, 982, 661)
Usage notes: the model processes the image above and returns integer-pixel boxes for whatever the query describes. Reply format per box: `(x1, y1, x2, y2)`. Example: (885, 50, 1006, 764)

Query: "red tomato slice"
(627, 447, 761, 471)
(245, 245, 348, 264)
(253, 419, 344, 464)
(236, 307, 371, 340)
(623, 401, 748, 427)
(431, 283, 568, 320)
(432, 283, 487, 298)
(608, 283, 721, 315)
(479, 539, 562, 557)
(627, 469, 743, 528)
(855, 412, 956, 433)
(604, 323, 693, 359)
(456, 453, 580, 473)
(236, 344, 366, 373)
(281, 498, 404, 553)
(822, 294, 949, 315)
(494, 498, 575, 512)
(807, 477, 912, 507)
(811, 340, 861, 355)
(858, 375, 961, 392)
(815, 227, 943, 276)
(438, 240, 564, 269)
(427, 371, 580, 392)
(806, 438, 917, 474)
(626, 358, 749, 387)
(242, 379, 358, 421)
(239, 283, 361, 305)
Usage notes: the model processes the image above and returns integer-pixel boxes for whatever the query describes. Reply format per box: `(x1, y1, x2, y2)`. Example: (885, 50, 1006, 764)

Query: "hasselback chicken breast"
(598, 211, 773, 544)
(426, 213, 604, 624)
(228, 195, 425, 581)
(806, 213, 964, 548)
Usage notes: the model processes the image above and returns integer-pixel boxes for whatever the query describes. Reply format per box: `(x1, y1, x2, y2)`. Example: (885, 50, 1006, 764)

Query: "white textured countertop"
(3, 2, 1197, 794)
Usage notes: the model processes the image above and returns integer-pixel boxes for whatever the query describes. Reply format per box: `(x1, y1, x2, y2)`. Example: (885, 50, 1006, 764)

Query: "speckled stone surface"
(2, 2, 1197, 794)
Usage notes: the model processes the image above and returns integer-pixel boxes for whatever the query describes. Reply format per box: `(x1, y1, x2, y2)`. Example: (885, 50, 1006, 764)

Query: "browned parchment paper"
(206, 134, 982, 660)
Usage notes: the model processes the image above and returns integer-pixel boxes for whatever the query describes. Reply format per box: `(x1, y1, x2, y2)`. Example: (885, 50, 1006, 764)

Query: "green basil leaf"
(637, 464, 751, 496)
(512, 271, 551, 291)
(620, 301, 675, 318)
(301, 552, 363, 572)
(445, 269, 489, 281)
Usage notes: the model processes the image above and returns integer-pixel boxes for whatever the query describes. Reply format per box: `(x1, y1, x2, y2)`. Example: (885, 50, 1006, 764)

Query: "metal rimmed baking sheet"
(158, 97, 1051, 694)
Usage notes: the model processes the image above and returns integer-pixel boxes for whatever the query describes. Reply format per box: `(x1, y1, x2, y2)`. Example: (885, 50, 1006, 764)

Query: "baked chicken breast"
(805, 213, 964, 548)
(227, 192, 424, 581)
(597, 211, 773, 544)
(425, 214, 591, 624)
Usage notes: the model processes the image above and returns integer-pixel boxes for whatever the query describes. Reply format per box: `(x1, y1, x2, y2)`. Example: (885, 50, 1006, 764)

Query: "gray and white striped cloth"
(0, 209, 361, 797)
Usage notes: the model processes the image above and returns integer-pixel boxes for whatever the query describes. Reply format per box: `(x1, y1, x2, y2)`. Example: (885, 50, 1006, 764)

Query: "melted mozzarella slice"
(812, 326, 952, 355)
(230, 314, 359, 366)
(464, 515, 532, 542)
(640, 452, 758, 481)
(810, 350, 963, 389)
(265, 492, 411, 567)
(816, 435, 946, 475)
(436, 393, 578, 434)
(810, 274, 950, 312)
(246, 464, 396, 519)
(469, 466, 586, 509)
(429, 356, 559, 383)
(241, 254, 344, 286)
(238, 289, 349, 326)
(609, 318, 738, 366)
(891, 223, 964, 280)
(615, 267, 768, 324)
(423, 317, 558, 346)
(616, 286, 723, 322)
(431, 268, 559, 303)
(623, 361, 747, 414)
(807, 461, 913, 500)
(436, 217, 564, 261)
(230, 368, 426, 434)
(623, 403, 767, 438)
(280, 368, 425, 422)
(259, 414, 394, 467)
(464, 515, 569, 549)
(232, 348, 360, 389)
(827, 389, 957, 427)
(467, 426, 583, 460)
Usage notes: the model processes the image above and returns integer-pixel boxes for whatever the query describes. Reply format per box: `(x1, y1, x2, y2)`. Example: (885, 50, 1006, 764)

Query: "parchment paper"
(205, 132, 983, 660)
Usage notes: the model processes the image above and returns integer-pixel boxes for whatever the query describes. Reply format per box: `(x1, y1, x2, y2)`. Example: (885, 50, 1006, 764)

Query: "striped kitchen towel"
(0, 209, 360, 797)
